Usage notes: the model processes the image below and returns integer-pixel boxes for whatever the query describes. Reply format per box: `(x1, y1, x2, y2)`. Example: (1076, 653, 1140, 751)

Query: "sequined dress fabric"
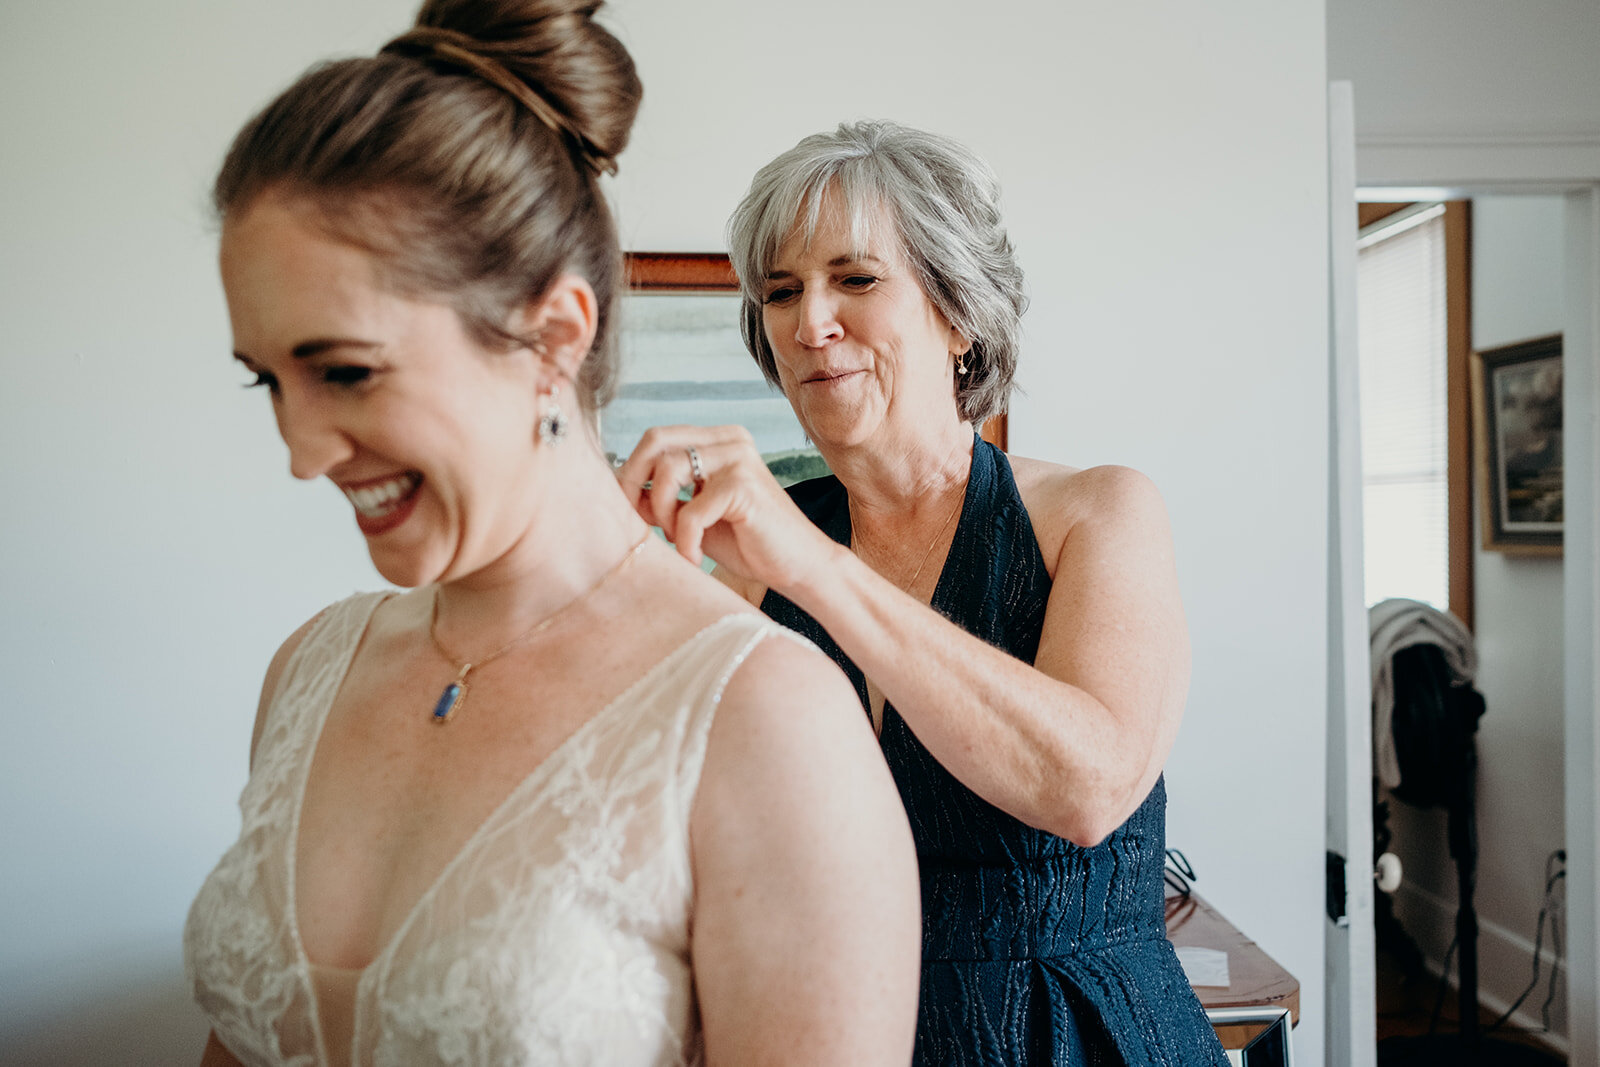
(762, 439, 1228, 1065)
(185, 597, 790, 1066)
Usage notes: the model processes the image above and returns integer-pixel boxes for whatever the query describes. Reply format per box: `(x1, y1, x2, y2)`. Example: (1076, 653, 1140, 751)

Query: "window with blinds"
(1357, 204, 1449, 610)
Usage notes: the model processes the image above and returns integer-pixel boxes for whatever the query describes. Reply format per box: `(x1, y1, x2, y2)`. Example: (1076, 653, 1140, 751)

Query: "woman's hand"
(615, 425, 839, 593)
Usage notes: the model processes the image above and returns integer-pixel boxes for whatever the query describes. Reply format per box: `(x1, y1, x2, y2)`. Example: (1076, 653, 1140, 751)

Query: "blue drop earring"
(538, 384, 569, 446)
(531, 332, 567, 446)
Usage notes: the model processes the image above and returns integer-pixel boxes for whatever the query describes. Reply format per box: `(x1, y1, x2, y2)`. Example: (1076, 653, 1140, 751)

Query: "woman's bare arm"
(690, 636, 920, 1065)
(622, 426, 1189, 847)
(787, 464, 1189, 845)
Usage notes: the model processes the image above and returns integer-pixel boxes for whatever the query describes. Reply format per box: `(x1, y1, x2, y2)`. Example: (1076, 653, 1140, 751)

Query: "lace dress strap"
(253, 593, 392, 772)
(666, 614, 802, 825)
(185, 591, 391, 1067)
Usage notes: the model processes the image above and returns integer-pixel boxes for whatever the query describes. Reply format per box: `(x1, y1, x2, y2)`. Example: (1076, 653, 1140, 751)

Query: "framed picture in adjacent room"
(1471, 333, 1562, 555)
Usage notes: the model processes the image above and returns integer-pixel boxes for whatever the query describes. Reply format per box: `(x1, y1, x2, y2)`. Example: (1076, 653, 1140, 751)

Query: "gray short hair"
(726, 121, 1025, 425)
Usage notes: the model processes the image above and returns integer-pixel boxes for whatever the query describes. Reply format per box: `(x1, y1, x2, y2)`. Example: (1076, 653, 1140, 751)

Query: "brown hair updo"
(214, 0, 642, 410)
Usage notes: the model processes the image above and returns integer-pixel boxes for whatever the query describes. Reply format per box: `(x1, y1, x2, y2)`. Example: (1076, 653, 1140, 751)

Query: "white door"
(1324, 79, 1378, 1067)
(1563, 184, 1600, 1067)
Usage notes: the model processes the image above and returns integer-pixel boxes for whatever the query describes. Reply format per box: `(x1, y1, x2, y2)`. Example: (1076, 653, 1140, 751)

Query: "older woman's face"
(760, 191, 966, 450)
(220, 195, 546, 588)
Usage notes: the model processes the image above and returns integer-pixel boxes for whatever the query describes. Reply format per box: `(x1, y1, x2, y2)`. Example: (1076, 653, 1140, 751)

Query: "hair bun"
(410, 0, 640, 173)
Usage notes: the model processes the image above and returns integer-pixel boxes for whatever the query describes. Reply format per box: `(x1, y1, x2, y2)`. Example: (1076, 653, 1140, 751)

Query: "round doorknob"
(1374, 852, 1402, 893)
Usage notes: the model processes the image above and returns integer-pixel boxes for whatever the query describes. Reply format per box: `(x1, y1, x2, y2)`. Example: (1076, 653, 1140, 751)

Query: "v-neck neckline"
(281, 602, 753, 1062)
(832, 437, 986, 735)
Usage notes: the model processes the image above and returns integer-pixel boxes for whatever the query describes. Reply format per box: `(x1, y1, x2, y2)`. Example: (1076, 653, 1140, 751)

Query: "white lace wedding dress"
(185, 593, 792, 1066)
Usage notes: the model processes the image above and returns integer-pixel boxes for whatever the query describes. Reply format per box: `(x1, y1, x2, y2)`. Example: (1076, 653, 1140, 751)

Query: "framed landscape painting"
(605, 253, 827, 486)
(1472, 333, 1562, 555)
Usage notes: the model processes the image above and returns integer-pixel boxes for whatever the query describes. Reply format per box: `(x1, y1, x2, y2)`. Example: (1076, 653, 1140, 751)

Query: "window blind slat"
(1357, 212, 1449, 610)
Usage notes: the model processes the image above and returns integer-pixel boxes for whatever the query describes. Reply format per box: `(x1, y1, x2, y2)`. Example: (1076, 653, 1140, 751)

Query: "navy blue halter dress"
(762, 439, 1228, 1066)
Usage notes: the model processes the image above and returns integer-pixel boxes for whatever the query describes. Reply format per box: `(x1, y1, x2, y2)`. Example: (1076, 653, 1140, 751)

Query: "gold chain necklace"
(852, 488, 965, 595)
(426, 530, 650, 723)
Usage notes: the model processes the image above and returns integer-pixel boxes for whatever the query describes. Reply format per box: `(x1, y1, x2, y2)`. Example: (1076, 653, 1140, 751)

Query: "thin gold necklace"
(852, 487, 965, 595)
(426, 530, 650, 724)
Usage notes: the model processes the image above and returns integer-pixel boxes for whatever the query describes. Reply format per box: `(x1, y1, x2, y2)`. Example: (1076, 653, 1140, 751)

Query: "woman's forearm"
(783, 541, 1172, 846)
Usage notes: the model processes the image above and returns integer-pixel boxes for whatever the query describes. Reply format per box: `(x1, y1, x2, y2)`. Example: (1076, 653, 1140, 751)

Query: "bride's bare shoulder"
(697, 624, 870, 772)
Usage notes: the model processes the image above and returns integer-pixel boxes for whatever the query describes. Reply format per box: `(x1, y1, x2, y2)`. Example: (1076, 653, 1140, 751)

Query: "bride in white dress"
(182, 2, 920, 1064)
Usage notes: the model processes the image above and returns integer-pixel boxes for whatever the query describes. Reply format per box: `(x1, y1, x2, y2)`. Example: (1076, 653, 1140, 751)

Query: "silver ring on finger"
(686, 445, 706, 492)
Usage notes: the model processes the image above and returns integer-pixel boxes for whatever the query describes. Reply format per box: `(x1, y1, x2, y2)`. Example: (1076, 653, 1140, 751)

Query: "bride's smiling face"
(220, 194, 548, 589)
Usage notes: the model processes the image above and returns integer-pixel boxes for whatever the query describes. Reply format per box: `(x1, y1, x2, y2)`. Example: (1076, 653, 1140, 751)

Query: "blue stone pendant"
(432, 681, 466, 724)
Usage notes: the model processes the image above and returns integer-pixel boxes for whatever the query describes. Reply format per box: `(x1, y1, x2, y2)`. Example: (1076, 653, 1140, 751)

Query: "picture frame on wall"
(608, 252, 1007, 479)
(606, 252, 828, 487)
(1471, 333, 1563, 556)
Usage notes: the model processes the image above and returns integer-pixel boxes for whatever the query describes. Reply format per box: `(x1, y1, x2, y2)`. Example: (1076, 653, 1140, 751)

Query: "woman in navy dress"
(619, 121, 1228, 1065)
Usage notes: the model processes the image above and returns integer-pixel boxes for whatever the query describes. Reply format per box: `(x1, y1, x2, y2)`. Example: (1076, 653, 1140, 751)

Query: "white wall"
(1326, 0, 1600, 187)
(0, 1, 1333, 1063)
(0, 4, 418, 1061)
(1385, 196, 1570, 1041)
(1471, 197, 1570, 1034)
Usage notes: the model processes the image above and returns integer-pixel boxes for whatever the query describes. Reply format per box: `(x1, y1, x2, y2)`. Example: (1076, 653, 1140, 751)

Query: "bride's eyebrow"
(231, 339, 383, 364)
(289, 338, 383, 359)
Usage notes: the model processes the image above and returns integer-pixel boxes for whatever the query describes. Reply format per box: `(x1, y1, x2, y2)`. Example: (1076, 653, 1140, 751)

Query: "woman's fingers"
(671, 476, 728, 568)
(646, 459, 690, 538)
(614, 425, 679, 513)
(668, 439, 771, 567)
(617, 425, 748, 486)
(616, 427, 694, 537)
(618, 427, 743, 492)
(616, 424, 818, 583)
(615, 425, 763, 550)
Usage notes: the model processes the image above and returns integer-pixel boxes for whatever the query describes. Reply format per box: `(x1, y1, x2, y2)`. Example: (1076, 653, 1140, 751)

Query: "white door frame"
(1325, 79, 1377, 1067)
(1561, 182, 1600, 1067)
(1347, 133, 1600, 1064)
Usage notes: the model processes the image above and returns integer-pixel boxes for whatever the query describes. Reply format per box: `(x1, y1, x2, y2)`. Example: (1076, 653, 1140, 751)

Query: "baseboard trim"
(1391, 883, 1571, 1056)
